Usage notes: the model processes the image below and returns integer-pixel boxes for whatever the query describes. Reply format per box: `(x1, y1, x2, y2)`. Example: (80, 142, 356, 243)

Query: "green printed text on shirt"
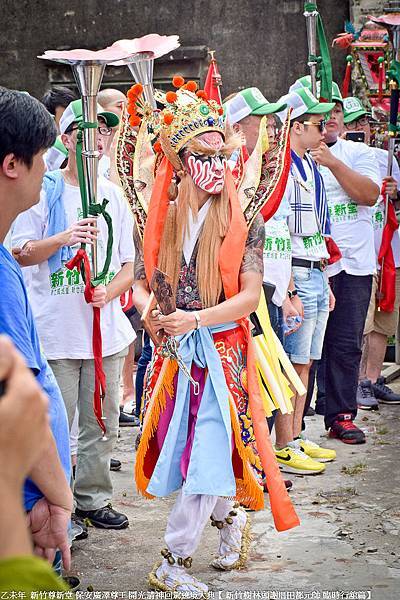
(328, 201, 358, 223)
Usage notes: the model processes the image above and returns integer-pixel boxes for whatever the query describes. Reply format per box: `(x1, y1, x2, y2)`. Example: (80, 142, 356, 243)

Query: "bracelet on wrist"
(288, 289, 298, 299)
(193, 310, 201, 329)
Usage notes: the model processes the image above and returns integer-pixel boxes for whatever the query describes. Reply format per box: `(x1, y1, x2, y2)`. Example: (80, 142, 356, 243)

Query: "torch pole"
(304, 2, 319, 96)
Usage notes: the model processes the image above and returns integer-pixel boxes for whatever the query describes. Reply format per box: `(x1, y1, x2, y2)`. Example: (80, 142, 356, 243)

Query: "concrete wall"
(0, 0, 349, 102)
(351, 0, 388, 24)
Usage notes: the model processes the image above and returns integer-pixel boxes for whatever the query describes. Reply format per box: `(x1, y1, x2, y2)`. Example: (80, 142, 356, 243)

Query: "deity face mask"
(184, 132, 227, 195)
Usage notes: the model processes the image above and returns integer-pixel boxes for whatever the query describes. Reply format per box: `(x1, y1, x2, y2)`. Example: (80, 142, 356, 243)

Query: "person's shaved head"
(98, 88, 126, 118)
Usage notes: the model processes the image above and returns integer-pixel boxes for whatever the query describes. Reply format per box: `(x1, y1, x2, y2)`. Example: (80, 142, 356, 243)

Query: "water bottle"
(283, 315, 302, 334)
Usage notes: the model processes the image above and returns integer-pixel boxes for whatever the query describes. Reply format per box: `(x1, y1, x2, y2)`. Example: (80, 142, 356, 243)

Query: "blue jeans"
(135, 333, 152, 418)
(284, 267, 329, 364)
(322, 271, 372, 428)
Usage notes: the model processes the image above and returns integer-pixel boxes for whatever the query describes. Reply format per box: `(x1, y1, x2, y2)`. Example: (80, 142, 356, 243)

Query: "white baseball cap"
(59, 99, 119, 135)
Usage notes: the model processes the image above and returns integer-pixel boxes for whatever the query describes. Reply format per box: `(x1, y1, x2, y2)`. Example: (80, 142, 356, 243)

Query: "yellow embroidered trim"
(229, 398, 264, 511)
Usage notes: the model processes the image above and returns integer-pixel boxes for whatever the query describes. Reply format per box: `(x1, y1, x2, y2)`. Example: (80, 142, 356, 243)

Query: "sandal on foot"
(210, 506, 252, 571)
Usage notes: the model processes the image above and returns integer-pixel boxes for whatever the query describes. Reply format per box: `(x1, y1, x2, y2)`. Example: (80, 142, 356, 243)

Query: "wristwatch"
(288, 289, 298, 299)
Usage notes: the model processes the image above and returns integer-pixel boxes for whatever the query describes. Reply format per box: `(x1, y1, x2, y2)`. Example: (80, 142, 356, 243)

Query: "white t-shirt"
(263, 196, 292, 307)
(12, 175, 136, 360)
(286, 155, 329, 261)
(320, 138, 380, 277)
(98, 155, 111, 180)
(372, 148, 400, 269)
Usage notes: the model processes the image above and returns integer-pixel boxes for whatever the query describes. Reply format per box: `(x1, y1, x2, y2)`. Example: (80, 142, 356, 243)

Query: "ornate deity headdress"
(117, 76, 239, 245)
(126, 76, 224, 153)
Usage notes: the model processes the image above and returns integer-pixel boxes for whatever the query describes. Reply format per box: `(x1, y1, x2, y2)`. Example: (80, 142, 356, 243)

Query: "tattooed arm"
(240, 213, 265, 275)
(160, 214, 264, 333)
(132, 224, 151, 315)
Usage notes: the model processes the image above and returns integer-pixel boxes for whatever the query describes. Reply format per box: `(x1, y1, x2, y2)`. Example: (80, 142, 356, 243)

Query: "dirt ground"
(68, 384, 400, 599)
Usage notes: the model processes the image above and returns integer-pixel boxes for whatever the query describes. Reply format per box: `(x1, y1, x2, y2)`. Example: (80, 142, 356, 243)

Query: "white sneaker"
(123, 399, 136, 415)
(210, 507, 251, 571)
(149, 559, 208, 596)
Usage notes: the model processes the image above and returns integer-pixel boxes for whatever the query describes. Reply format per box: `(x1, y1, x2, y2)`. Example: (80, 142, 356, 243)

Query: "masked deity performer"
(116, 78, 299, 594)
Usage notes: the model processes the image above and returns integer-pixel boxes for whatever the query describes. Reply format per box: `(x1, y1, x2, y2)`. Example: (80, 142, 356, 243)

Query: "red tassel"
(342, 56, 353, 98)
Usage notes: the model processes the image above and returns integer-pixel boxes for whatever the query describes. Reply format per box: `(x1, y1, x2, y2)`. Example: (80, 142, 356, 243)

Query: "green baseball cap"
(343, 96, 371, 124)
(276, 86, 335, 120)
(223, 87, 287, 124)
(59, 99, 119, 135)
(289, 76, 344, 105)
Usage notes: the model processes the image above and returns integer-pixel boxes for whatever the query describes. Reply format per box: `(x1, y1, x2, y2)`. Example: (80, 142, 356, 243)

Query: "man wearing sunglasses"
(299, 82, 381, 445)
(12, 99, 136, 530)
(269, 87, 337, 475)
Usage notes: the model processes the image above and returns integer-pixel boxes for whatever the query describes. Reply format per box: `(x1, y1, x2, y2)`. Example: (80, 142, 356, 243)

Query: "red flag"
(204, 52, 222, 106)
(378, 197, 399, 312)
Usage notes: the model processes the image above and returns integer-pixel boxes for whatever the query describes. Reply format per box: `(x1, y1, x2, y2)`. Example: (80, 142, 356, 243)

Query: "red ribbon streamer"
(378, 183, 399, 313)
(66, 249, 107, 435)
(143, 157, 175, 283)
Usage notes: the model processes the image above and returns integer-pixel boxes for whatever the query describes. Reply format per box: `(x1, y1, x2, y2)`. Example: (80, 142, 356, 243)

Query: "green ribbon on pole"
(89, 199, 113, 286)
(76, 124, 114, 286)
(304, 2, 333, 102)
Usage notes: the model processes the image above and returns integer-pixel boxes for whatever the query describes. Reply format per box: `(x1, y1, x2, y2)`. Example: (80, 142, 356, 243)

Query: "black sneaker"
(75, 504, 129, 529)
(119, 407, 140, 427)
(63, 576, 80, 591)
(110, 458, 122, 471)
(357, 379, 379, 411)
(372, 376, 400, 404)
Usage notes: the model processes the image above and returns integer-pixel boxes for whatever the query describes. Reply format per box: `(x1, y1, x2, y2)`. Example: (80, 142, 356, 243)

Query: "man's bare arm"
(105, 262, 134, 302)
(132, 225, 150, 315)
(29, 435, 73, 512)
(310, 144, 379, 207)
(15, 219, 98, 267)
